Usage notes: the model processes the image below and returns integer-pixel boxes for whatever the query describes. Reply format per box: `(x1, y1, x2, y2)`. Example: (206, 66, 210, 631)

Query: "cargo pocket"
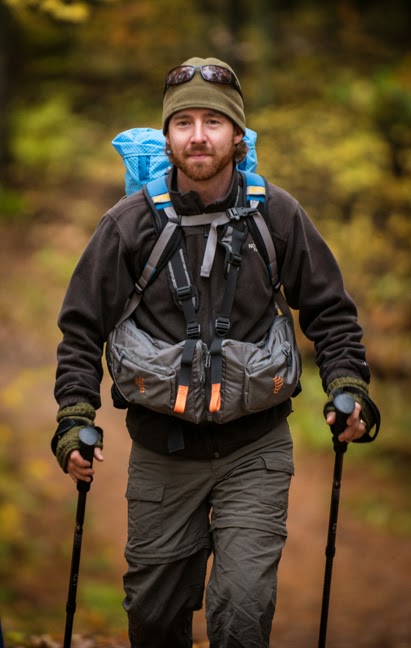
(260, 457, 294, 536)
(126, 479, 165, 539)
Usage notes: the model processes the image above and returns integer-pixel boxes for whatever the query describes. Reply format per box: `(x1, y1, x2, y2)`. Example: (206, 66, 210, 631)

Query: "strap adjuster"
(186, 321, 201, 339)
(226, 207, 242, 221)
(228, 251, 242, 267)
(176, 285, 192, 300)
(226, 207, 250, 221)
(226, 207, 258, 221)
(215, 316, 230, 336)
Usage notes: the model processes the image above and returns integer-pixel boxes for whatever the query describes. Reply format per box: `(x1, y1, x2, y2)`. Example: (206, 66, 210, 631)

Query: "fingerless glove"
(324, 376, 380, 440)
(52, 402, 103, 472)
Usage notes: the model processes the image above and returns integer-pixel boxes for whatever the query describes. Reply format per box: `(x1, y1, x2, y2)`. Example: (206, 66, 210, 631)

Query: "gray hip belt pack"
(107, 312, 301, 425)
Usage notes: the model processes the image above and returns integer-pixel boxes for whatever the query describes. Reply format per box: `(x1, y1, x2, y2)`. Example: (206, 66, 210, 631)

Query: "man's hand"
(326, 401, 368, 443)
(67, 447, 104, 484)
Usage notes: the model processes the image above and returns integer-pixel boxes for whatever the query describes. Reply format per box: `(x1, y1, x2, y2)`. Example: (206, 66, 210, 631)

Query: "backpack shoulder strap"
(115, 176, 182, 326)
(241, 171, 293, 319)
(242, 170, 266, 205)
(241, 171, 280, 289)
(145, 175, 173, 210)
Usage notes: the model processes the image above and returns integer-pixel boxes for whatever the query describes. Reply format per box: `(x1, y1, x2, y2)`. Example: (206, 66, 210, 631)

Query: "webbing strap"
(114, 219, 179, 326)
(174, 339, 197, 414)
(168, 248, 201, 415)
(179, 211, 231, 279)
(168, 249, 200, 339)
(183, 209, 258, 278)
(140, 220, 179, 284)
(274, 287, 294, 320)
(251, 211, 278, 285)
(209, 224, 247, 412)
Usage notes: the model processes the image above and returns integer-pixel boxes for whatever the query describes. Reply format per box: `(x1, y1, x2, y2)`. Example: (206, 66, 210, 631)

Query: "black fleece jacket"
(54, 167, 370, 458)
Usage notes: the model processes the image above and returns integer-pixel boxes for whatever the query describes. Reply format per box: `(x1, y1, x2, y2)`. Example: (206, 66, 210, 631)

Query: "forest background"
(0, 0, 410, 645)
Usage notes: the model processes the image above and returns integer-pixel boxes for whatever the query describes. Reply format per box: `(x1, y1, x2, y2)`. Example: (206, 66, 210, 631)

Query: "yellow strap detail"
(174, 385, 189, 414)
(247, 185, 266, 196)
(209, 383, 221, 413)
(152, 192, 171, 204)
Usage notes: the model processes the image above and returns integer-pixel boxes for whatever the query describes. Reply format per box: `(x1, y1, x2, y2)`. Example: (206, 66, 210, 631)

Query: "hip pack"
(108, 312, 300, 425)
(106, 158, 302, 424)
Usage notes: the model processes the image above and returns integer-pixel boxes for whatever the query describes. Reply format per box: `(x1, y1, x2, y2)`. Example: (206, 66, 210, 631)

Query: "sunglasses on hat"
(164, 64, 243, 98)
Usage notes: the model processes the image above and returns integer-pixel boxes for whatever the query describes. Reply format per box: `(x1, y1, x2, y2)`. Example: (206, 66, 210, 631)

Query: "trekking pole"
(318, 392, 355, 648)
(0, 616, 4, 648)
(63, 425, 101, 648)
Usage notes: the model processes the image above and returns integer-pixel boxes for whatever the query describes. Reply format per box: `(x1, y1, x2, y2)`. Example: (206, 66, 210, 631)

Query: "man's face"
(166, 108, 243, 182)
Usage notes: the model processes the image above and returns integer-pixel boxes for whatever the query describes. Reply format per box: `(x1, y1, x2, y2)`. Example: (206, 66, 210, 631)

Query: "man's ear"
(234, 126, 244, 145)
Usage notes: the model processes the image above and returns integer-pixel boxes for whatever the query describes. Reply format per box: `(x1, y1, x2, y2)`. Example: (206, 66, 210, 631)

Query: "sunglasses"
(164, 64, 243, 98)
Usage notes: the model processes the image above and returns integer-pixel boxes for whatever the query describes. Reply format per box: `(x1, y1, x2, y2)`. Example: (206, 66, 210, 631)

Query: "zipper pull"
(117, 352, 125, 374)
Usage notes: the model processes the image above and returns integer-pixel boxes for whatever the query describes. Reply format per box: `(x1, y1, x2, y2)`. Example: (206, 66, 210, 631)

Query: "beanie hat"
(162, 57, 246, 135)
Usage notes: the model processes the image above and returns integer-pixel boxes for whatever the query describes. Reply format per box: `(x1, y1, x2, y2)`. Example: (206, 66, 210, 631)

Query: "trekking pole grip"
(77, 425, 100, 493)
(331, 393, 355, 453)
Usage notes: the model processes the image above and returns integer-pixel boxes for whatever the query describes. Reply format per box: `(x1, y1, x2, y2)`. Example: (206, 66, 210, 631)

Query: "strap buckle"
(176, 285, 193, 301)
(215, 316, 230, 337)
(226, 207, 258, 221)
(228, 251, 242, 267)
(186, 321, 201, 339)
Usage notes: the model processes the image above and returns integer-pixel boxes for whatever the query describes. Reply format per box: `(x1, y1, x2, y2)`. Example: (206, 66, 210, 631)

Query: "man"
(52, 57, 378, 647)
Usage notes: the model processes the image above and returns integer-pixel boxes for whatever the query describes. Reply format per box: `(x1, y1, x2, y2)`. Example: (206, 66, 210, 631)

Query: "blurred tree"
(0, 3, 23, 179)
(0, 0, 108, 182)
(372, 73, 411, 178)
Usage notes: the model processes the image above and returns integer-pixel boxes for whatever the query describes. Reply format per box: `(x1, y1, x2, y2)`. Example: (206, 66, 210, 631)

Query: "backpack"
(106, 128, 301, 426)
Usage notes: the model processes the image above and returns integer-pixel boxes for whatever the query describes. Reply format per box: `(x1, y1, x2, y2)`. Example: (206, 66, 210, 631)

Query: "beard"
(168, 139, 236, 181)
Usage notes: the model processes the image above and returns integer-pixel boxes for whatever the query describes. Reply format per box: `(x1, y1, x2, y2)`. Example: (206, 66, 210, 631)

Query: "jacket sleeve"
(277, 202, 370, 390)
(54, 212, 136, 410)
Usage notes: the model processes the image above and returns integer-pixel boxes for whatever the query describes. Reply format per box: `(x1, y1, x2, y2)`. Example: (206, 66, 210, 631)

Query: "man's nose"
(190, 121, 207, 143)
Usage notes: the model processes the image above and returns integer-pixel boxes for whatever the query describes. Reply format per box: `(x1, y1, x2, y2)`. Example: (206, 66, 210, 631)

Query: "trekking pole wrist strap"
(51, 418, 104, 456)
(327, 385, 381, 442)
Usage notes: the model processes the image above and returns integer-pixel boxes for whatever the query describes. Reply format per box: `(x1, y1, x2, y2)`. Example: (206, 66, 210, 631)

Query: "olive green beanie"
(162, 56, 246, 135)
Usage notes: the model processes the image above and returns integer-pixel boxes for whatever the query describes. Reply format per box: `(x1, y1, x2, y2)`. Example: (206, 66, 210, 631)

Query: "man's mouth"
(186, 149, 212, 158)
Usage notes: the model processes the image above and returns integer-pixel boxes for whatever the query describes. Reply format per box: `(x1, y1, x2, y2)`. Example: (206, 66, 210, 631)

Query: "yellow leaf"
(27, 459, 52, 482)
(0, 502, 24, 541)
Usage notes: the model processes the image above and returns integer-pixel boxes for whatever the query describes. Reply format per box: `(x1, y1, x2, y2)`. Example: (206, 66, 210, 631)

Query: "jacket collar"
(167, 165, 241, 214)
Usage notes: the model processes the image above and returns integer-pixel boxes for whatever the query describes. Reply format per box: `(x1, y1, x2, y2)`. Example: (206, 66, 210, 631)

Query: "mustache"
(185, 145, 213, 155)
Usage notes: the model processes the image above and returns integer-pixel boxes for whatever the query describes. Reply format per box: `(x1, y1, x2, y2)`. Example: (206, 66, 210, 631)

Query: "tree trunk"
(0, 3, 13, 182)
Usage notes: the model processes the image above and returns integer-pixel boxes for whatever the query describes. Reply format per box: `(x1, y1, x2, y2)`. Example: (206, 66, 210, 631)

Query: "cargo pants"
(123, 420, 294, 647)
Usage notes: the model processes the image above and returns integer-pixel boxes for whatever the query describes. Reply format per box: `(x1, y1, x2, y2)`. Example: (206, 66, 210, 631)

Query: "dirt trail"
(86, 381, 411, 648)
